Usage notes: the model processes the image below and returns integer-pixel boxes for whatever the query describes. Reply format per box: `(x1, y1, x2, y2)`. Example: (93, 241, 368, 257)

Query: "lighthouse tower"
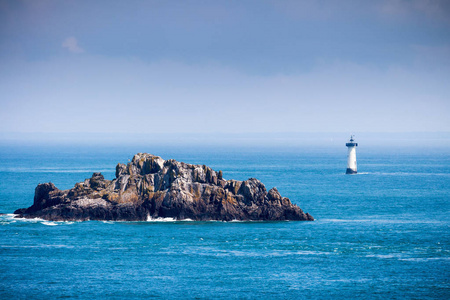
(345, 135, 358, 174)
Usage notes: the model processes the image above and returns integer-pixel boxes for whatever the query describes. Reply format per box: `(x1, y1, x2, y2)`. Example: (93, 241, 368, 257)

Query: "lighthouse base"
(346, 168, 357, 174)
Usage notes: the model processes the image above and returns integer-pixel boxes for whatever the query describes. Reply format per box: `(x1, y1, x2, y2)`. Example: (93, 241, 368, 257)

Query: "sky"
(0, 0, 449, 137)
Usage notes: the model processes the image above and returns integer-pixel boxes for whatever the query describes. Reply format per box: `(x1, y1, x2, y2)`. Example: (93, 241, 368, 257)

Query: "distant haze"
(0, 0, 449, 135)
(1, 132, 449, 151)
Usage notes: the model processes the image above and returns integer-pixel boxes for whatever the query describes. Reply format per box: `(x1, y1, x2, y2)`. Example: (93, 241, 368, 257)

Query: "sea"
(0, 143, 448, 299)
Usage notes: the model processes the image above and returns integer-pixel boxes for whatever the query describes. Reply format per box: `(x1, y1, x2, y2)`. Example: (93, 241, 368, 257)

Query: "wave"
(366, 254, 449, 262)
(0, 168, 114, 173)
(2, 214, 248, 224)
(398, 257, 450, 262)
(182, 249, 334, 258)
(145, 215, 194, 222)
(0, 214, 45, 223)
(366, 254, 401, 259)
(42, 221, 59, 226)
(321, 218, 443, 224)
(0, 244, 75, 249)
(0, 214, 76, 226)
(0, 213, 17, 225)
(3, 214, 443, 225)
(356, 172, 449, 176)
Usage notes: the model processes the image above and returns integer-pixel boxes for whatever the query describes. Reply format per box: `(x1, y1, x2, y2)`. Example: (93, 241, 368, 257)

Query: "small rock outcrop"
(14, 153, 314, 221)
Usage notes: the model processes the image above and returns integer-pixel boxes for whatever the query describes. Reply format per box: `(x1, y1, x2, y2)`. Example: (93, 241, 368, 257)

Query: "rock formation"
(14, 153, 314, 221)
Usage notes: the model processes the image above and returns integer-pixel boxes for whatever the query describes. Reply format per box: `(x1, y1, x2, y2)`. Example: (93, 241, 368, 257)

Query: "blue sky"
(0, 0, 449, 135)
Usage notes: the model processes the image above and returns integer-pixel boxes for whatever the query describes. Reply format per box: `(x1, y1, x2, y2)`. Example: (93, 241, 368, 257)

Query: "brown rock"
(14, 153, 314, 222)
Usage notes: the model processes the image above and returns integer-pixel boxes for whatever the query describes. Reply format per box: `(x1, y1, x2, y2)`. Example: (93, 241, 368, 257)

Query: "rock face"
(14, 153, 314, 221)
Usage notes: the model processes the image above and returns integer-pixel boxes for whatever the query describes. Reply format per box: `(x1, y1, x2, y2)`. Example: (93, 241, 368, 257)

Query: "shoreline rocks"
(14, 153, 314, 222)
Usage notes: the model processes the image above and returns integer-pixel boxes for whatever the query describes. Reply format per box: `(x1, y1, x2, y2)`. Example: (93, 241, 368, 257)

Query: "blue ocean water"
(0, 144, 448, 299)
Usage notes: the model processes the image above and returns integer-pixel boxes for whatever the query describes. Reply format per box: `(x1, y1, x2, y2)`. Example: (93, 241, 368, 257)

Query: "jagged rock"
(268, 187, 282, 202)
(14, 153, 314, 222)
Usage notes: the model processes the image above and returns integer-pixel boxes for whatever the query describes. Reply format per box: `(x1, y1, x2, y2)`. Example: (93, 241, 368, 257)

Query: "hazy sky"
(0, 0, 449, 134)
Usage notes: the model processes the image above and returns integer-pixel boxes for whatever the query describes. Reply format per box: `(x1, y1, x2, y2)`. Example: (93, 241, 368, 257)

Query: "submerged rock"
(14, 153, 314, 221)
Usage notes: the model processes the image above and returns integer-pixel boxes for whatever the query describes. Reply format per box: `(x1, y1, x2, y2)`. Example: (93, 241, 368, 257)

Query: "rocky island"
(14, 153, 313, 221)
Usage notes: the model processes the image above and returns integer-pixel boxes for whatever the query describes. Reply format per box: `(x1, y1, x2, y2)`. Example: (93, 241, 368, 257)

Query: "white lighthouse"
(345, 135, 358, 174)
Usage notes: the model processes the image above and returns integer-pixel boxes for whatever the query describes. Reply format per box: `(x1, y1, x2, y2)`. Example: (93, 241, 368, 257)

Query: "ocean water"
(0, 144, 448, 299)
